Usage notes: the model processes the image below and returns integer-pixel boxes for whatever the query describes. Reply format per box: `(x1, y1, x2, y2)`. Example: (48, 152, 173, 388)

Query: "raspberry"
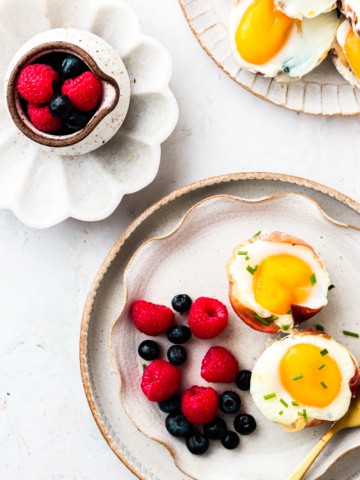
(17, 64, 59, 104)
(27, 104, 62, 133)
(141, 360, 181, 402)
(181, 386, 218, 425)
(62, 71, 102, 111)
(131, 300, 175, 336)
(188, 297, 228, 339)
(201, 346, 239, 383)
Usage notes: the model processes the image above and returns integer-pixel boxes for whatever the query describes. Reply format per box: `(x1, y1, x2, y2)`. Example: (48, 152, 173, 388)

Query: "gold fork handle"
(287, 426, 338, 480)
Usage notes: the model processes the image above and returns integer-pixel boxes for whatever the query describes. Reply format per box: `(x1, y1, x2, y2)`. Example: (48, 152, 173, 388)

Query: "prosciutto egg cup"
(250, 330, 360, 432)
(226, 232, 330, 333)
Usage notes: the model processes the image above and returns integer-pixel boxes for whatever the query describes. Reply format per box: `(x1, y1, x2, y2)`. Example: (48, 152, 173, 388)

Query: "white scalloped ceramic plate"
(0, 0, 178, 228)
(178, 0, 360, 116)
(111, 193, 360, 480)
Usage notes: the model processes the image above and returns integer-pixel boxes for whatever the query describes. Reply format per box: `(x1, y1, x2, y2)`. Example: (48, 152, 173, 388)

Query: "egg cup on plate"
(250, 330, 360, 432)
(227, 232, 330, 333)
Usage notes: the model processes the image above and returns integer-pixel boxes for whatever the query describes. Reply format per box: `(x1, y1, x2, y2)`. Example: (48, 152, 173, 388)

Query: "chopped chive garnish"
(279, 410, 284, 415)
(142, 364, 147, 371)
(317, 363, 326, 370)
(287, 309, 292, 315)
(343, 330, 359, 338)
(253, 230, 262, 237)
(320, 348, 328, 357)
(293, 374, 303, 381)
(254, 314, 279, 326)
(282, 325, 290, 331)
(297, 409, 308, 423)
(237, 251, 248, 255)
(328, 284, 335, 291)
(247, 264, 258, 275)
(292, 401, 299, 406)
(316, 324, 325, 332)
(263, 393, 276, 400)
(254, 314, 269, 326)
(280, 398, 289, 408)
(302, 409, 308, 423)
(320, 381, 328, 389)
(245, 256, 250, 260)
(310, 273, 317, 285)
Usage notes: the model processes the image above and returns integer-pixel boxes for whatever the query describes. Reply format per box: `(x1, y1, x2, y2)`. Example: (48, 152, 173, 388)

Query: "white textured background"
(1, 1, 360, 479)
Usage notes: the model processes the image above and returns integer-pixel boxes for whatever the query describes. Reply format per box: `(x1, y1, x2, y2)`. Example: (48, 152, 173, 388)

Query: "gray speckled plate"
(80, 173, 360, 480)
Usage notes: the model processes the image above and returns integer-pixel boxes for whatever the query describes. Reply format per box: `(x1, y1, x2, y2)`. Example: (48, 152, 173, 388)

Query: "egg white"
(227, 234, 330, 330)
(333, 19, 360, 89)
(250, 332, 356, 427)
(275, 0, 336, 20)
(229, 0, 338, 80)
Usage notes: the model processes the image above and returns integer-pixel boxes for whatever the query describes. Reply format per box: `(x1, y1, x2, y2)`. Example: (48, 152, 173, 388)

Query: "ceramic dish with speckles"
(0, 0, 178, 228)
(109, 193, 360, 480)
(178, 0, 360, 116)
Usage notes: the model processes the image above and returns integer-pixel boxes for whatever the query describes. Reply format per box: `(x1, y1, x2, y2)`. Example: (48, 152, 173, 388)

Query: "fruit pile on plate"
(132, 295, 257, 455)
(229, 0, 360, 88)
(16, 53, 102, 134)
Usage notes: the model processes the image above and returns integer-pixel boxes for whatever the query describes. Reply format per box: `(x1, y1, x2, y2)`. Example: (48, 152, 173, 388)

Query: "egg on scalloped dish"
(228, 0, 338, 81)
(250, 331, 360, 431)
(333, 19, 360, 89)
(226, 232, 330, 334)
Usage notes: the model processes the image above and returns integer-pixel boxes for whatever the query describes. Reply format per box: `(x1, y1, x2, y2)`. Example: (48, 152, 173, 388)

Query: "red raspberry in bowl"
(27, 103, 62, 133)
(181, 385, 218, 425)
(201, 346, 239, 383)
(17, 64, 59, 105)
(131, 300, 175, 336)
(62, 71, 102, 112)
(188, 297, 228, 339)
(141, 360, 181, 402)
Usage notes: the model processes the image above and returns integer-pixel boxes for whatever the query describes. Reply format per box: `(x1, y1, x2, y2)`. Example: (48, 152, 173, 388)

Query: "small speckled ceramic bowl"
(4, 27, 131, 156)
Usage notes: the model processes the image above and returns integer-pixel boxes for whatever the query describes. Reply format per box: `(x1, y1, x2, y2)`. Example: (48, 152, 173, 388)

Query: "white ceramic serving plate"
(80, 173, 360, 480)
(0, 0, 178, 228)
(111, 193, 360, 480)
(178, 0, 360, 116)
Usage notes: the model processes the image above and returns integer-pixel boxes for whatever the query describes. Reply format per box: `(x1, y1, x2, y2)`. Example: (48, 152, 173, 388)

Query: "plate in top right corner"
(179, 0, 360, 116)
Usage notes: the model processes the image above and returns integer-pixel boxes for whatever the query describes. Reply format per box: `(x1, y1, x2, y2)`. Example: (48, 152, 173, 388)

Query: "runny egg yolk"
(235, 0, 295, 65)
(280, 343, 342, 407)
(253, 254, 312, 315)
(345, 28, 360, 80)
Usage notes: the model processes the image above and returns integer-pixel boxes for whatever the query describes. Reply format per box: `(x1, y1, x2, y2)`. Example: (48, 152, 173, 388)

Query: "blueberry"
(65, 110, 89, 131)
(221, 431, 240, 450)
(167, 345, 187, 366)
(61, 54, 87, 79)
(219, 391, 241, 414)
(235, 370, 252, 391)
(166, 325, 192, 344)
(171, 294, 192, 313)
(203, 417, 227, 440)
(165, 413, 192, 437)
(234, 413, 257, 435)
(138, 340, 160, 361)
(158, 394, 181, 414)
(49, 94, 72, 120)
(186, 432, 209, 455)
